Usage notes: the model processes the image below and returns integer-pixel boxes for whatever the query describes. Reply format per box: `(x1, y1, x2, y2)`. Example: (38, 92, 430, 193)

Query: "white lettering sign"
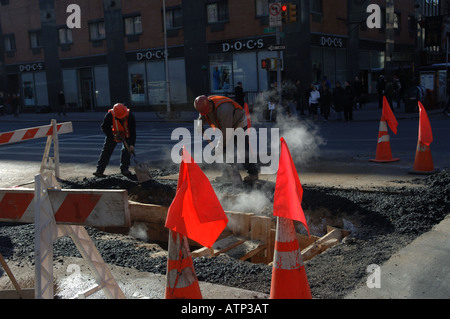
(366, 4, 382, 29)
(222, 39, 265, 53)
(19, 63, 44, 72)
(320, 37, 343, 48)
(136, 50, 166, 61)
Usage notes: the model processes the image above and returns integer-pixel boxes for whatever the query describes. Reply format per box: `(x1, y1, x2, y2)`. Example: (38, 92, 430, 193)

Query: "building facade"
(0, 0, 418, 113)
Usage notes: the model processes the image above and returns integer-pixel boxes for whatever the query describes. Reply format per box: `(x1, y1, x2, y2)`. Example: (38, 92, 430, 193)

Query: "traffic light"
(288, 4, 297, 23)
(261, 58, 270, 70)
(281, 3, 289, 24)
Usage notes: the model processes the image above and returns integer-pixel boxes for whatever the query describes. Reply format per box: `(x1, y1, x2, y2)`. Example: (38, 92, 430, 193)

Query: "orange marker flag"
(382, 96, 398, 135)
(273, 138, 310, 236)
(244, 102, 252, 128)
(165, 148, 228, 248)
(418, 102, 433, 146)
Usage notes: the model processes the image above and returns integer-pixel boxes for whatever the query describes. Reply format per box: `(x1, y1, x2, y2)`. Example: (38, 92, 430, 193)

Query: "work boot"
(93, 171, 106, 178)
(121, 169, 132, 177)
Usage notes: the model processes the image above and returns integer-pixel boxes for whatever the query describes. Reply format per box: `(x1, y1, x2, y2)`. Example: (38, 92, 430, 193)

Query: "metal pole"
(163, 0, 171, 114)
(276, 26, 282, 106)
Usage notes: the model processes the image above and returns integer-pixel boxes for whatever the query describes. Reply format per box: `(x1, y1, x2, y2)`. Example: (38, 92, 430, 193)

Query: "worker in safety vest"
(93, 103, 136, 178)
(194, 95, 259, 183)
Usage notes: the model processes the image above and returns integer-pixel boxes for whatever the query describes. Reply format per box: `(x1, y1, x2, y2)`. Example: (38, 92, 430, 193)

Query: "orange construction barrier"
(270, 216, 312, 299)
(165, 230, 202, 299)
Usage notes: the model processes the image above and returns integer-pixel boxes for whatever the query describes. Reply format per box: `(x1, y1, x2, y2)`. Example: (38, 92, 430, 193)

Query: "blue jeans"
(96, 137, 131, 173)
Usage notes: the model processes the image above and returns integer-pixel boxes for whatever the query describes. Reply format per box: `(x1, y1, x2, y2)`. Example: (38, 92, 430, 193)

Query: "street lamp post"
(162, 0, 171, 115)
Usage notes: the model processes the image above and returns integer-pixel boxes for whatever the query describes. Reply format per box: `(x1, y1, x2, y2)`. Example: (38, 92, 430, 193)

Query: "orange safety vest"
(207, 96, 243, 131)
(109, 108, 130, 142)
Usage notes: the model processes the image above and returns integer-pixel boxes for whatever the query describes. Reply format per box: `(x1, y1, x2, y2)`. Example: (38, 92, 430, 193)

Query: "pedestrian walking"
(320, 84, 332, 121)
(333, 81, 345, 120)
(57, 90, 67, 116)
(194, 95, 258, 183)
(343, 81, 354, 121)
(93, 103, 136, 178)
(308, 85, 320, 121)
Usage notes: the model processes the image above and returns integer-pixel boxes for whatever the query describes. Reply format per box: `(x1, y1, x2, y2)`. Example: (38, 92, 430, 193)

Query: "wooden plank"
(301, 229, 343, 261)
(225, 239, 264, 260)
(192, 236, 246, 258)
(239, 244, 267, 262)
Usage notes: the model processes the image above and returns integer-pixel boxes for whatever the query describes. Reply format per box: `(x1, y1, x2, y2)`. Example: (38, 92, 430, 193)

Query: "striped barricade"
(0, 120, 73, 179)
(0, 172, 130, 299)
(0, 121, 73, 145)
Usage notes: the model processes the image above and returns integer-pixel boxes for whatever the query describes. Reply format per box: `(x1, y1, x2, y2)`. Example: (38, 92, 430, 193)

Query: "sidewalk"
(0, 101, 445, 124)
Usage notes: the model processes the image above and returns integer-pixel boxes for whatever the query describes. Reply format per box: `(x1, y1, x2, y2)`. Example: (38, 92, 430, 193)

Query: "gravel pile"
(0, 169, 448, 299)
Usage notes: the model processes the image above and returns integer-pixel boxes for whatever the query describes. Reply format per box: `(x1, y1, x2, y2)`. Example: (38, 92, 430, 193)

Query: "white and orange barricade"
(0, 172, 130, 299)
(0, 119, 73, 178)
(165, 230, 202, 299)
(270, 216, 312, 299)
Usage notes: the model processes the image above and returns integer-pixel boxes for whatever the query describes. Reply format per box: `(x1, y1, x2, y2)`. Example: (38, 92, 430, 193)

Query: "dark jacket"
(333, 86, 345, 112)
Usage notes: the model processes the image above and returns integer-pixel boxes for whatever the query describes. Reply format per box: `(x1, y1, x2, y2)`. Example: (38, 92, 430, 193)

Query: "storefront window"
(169, 59, 187, 104)
(233, 52, 258, 92)
(147, 61, 165, 105)
(129, 63, 146, 103)
(21, 71, 48, 107)
(94, 66, 111, 107)
(62, 69, 78, 106)
(210, 54, 233, 94)
(21, 73, 35, 106)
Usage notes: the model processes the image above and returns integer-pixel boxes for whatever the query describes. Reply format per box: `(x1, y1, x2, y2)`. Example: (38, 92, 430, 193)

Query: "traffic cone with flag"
(164, 147, 228, 298)
(410, 102, 435, 174)
(165, 230, 202, 299)
(270, 138, 312, 299)
(370, 97, 400, 163)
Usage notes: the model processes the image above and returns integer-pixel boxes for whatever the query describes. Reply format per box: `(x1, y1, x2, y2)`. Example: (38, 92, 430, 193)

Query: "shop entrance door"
(78, 68, 95, 111)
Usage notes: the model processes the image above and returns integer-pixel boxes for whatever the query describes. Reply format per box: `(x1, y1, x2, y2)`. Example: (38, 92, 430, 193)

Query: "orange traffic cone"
(371, 97, 399, 163)
(411, 142, 435, 174)
(370, 119, 400, 163)
(410, 102, 435, 174)
(165, 230, 202, 299)
(270, 217, 312, 299)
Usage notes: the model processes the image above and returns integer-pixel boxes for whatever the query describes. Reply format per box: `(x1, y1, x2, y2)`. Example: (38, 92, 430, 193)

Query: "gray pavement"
(1, 101, 449, 299)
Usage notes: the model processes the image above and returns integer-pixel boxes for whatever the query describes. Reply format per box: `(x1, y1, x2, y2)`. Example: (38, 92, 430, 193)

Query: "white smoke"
(128, 222, 148, 242)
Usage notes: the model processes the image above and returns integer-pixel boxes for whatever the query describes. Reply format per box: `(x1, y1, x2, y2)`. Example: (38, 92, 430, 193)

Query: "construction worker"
(194, 95, 259, 183)
(93, 103, 136, 178)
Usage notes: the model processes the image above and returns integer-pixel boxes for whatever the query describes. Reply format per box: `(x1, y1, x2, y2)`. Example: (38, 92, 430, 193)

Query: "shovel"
(120, 137, 152, 183)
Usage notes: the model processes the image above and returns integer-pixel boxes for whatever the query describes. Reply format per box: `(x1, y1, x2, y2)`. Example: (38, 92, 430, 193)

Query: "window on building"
(310, 0, 323, 14)
(255, 0, 269, 17)
(29, 30, 42, 49)
(58, 27, 73, 45)
(207, 0, 229, 23)
(165, 7, 183, 29)
(394, 12, 401, 30)
(3, 34, 15, 52)
(89, 21, 105, 41)
(124, 15, 142, 35)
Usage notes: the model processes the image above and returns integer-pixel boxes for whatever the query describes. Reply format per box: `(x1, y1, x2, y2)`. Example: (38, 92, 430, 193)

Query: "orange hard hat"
(113, 103, 128, 119)
(194, 95, 211, 115)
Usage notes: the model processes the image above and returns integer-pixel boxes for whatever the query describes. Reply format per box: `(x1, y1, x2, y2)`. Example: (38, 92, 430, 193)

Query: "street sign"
(268, 45, 286, 51)
(269, 3, 282, 28)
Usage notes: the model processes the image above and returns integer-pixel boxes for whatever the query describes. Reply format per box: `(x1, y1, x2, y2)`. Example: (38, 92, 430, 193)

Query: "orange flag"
(244, 103, 252, 128)
(273, 138, 310, 236)
(165, 148, 228, 248)
(382, 96, 398, 135)
(418, 102, 433, 146)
